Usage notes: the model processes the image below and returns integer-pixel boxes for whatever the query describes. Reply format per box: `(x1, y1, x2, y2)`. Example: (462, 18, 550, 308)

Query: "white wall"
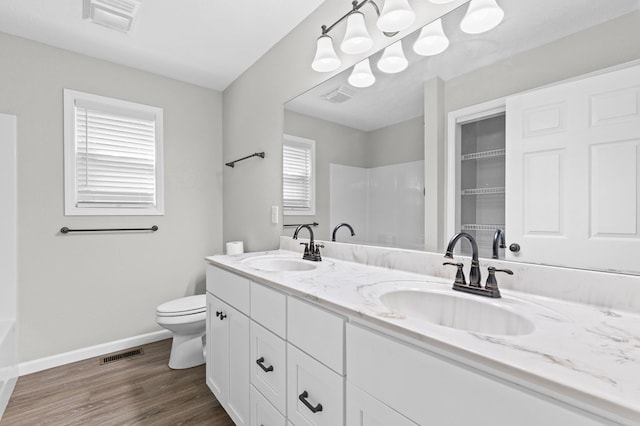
(366, 116, 424, 168)
(0, 32, 223, 362)
(445, 11, 640, 113)
(222, 0, 468, 252)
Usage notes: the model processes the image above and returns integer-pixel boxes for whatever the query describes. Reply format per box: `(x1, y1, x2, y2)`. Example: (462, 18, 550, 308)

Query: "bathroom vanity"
(205, 239, 640, 426)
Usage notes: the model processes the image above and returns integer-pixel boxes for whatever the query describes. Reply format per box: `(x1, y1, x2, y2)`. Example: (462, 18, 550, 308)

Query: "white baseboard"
(18, 330, 172, 376)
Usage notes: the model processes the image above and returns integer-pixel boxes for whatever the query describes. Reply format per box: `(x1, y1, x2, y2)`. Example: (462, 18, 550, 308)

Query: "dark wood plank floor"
(2, 339, 235, 425)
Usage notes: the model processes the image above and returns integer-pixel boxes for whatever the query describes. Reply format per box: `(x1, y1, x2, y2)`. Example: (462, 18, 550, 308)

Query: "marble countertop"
(206, 249, 640, 425)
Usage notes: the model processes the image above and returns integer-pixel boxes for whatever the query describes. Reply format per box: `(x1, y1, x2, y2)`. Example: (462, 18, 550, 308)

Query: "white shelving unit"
(458, 113, 506, 258)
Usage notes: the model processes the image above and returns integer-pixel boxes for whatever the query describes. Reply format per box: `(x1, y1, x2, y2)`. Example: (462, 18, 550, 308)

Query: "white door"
(506, 64, 640, 272)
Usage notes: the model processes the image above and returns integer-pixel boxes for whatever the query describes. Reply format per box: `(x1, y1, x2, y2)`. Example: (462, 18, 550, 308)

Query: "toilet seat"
(156, 294, 206, 317)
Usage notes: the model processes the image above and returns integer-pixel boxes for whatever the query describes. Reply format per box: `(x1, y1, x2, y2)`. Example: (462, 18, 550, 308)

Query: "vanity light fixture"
(312, 0, 406, 73)
(376, 0, 416, 32)
(377, 40, 408, 73)
(312, 34, 342, 72)
(348, 58, 376, 88)
(460, 0, 505, 34)
(413, 18, 449, 56)
(341, 11, 374, 54)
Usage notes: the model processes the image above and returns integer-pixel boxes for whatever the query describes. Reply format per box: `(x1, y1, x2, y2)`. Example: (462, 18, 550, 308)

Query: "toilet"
(155, 294, 206, 369)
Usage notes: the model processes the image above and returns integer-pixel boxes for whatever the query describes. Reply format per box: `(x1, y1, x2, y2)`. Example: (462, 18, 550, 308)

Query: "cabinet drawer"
(287, 297, 344, 374)
(250, 385, 286, 426)
(250, 321, 286, 414)
(251, 282, 286, 338)
(346, 382, 418, 426)
(287, 344, 344, 426)
(207, 264, 250, 314)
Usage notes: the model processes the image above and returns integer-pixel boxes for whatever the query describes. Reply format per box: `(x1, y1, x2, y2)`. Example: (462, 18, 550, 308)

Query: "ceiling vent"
(83, 0, 142, 33)
(320, 85, 355, 104)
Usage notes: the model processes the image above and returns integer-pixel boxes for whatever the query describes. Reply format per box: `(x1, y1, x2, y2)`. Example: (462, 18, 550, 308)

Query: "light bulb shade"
(460, 0, 505, 34)
(413, 18, 449, 56)
(377, 0, 416, 33)
(340, 12, 374, 55)
(348, 58, 376, 88)
(312, 35, 341, 72)
(377, 40, 408, 74)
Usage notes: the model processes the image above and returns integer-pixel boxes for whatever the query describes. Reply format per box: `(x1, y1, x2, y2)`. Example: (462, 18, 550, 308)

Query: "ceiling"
(0, 0, 326, 91)
(285, 0, 640, 131)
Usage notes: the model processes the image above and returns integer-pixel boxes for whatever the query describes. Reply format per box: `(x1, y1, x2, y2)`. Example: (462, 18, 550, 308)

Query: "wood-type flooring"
(2, 339, 235, 425)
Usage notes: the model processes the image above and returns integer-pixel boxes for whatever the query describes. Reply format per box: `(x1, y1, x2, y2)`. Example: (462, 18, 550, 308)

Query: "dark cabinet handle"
(298, 390, 323, 413)
(509, 243, 521, 252)
(215, 311, 227, 320)
(256, 357, 274, 373)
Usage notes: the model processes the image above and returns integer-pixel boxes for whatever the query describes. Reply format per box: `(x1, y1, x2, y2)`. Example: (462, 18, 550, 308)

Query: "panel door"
(506, 64, 640, 272)
(206, 293, 229, 402)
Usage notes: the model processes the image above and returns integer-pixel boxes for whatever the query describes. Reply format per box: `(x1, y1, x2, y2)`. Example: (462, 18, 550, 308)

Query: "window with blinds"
(282, 134, 315, 215)
(63, 89, 164, 215)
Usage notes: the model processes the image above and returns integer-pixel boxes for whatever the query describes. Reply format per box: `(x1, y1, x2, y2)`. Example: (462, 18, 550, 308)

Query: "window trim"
(63, 89, 164, 216)
(282, 134, 316, 216)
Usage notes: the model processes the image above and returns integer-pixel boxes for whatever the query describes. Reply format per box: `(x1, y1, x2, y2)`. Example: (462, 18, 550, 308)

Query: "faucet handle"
(299, 242, 310, 255)
(485, 266, 513, 295)
(443, 262, 466, 286)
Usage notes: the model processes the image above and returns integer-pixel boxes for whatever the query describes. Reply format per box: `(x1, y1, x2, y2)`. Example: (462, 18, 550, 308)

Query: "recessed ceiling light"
(83, 0, 142, 33)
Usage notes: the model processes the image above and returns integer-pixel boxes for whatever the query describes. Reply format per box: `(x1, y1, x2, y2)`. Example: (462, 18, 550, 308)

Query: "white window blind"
(64, 90, 164, 215)
(283, 135, 315, 215)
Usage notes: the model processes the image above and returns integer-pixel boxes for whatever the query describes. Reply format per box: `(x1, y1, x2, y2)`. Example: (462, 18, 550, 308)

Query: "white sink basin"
(379, 289, 534, 336)
(360, 281, 539, 336)
(242, 255, 317, 272)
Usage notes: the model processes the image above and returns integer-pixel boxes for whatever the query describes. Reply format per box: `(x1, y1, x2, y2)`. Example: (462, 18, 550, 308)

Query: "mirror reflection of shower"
(330, 160, 424, 250)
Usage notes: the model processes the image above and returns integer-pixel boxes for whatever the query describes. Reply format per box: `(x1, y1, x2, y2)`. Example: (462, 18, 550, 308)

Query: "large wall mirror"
(283, 0, 640, 274)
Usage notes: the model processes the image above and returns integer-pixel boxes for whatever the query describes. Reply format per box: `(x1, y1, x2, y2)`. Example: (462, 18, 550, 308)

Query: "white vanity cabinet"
(207, 265, 346, 426)
(207, 260, 628, 425)
(206, 266, 251, 426)
(346, 323, 608, 426)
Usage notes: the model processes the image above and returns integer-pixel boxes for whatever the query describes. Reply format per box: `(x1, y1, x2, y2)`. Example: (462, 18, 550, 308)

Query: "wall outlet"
(271, 205, 279, 224)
